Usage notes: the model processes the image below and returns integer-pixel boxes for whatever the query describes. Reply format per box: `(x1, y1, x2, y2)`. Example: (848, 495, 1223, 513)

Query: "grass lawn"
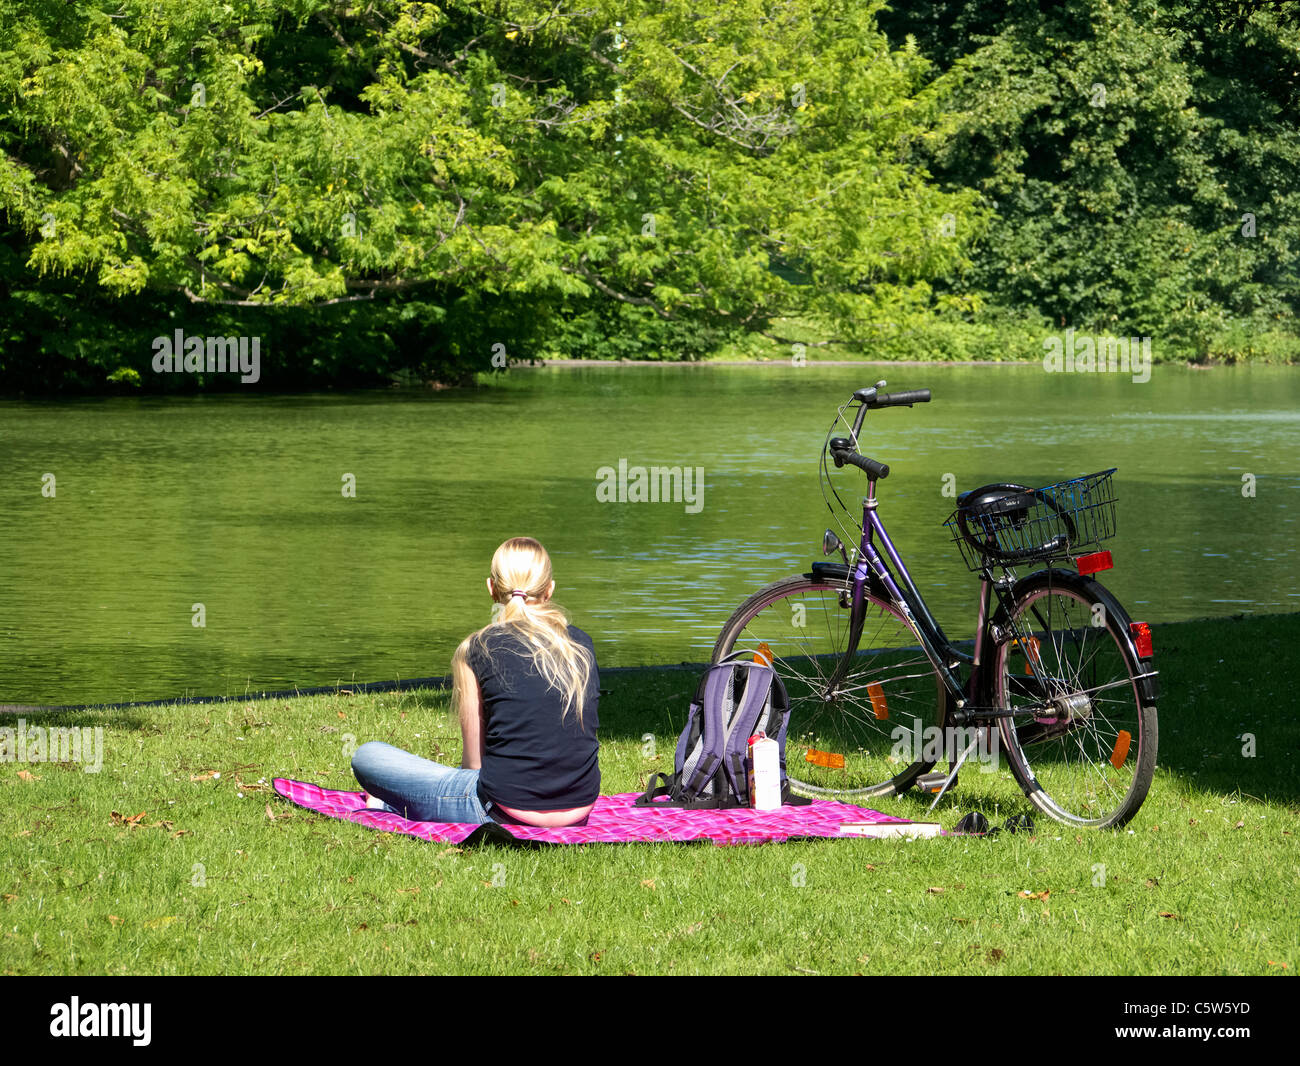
(2, 613, 1297, 976)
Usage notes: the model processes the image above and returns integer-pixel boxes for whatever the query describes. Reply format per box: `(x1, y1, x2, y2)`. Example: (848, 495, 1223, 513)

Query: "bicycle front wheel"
(993, 571, 1157, 829)
(712, 575, 947, 800)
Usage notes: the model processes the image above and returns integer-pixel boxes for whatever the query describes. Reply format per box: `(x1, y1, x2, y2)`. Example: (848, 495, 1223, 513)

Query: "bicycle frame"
(787, 388, 1161, 822)
(829, 475, 1157, 735)
(828, 475, 1002, 724)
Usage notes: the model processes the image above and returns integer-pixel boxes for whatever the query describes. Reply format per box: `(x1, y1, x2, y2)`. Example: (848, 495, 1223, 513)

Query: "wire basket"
(945, 469, 1117, 571)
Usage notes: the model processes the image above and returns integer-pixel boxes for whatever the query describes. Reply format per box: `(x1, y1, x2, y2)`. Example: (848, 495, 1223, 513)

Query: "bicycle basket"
(944, 469, 1117, 571)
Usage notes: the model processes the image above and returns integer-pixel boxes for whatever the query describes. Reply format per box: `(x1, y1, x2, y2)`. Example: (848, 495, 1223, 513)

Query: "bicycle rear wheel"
(993, 571, 1157, 829)
(712, 574, 947, 800)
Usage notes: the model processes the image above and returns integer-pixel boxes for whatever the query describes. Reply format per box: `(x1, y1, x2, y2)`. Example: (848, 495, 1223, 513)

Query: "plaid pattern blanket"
(272, 777, 925, 847)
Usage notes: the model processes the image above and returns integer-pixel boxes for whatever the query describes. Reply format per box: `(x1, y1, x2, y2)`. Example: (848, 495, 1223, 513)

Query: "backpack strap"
(679, 664, 733, 797)
(669, 662, 723, 785)
(635, 771, 676, 807)
(721, 663, 775, 798)
(635, 770, 737, 809)
(675, 767, 740, 809)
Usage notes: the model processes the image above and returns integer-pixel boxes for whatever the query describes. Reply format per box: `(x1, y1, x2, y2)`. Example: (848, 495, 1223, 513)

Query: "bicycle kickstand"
(918, 727, 989, 813)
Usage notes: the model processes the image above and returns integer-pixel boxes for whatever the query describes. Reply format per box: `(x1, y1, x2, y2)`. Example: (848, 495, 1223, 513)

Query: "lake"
(1, 363, 1296, 705)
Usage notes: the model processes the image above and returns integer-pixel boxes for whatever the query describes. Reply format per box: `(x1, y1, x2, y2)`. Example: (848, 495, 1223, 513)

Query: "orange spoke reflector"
(1011, 635, 1041, 674)
(1110, 730, 1132, 770)
(805, 747, 845, 769)
(754, 642, 773, 667)
(868, 682, 888, 720)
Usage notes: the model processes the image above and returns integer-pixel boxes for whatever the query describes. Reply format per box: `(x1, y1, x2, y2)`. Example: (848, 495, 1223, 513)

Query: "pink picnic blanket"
(272, 778, 922, 847)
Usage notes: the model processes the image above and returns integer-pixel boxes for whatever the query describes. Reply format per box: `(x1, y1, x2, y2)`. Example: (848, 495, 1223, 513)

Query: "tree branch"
(572, 253, 671, 318)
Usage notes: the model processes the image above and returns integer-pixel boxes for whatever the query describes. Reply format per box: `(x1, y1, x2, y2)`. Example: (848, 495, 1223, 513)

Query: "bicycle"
(711, 384, 1159, 830)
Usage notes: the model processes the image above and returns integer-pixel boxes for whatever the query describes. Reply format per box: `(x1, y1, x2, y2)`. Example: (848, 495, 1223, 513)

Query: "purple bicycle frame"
(829, 475, 973, 705)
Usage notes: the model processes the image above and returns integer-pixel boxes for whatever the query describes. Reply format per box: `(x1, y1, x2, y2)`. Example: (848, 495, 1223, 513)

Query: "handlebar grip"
(831, 445, 890, 480)
(851, 453, 891, 479)
(874, 389, 931, 408)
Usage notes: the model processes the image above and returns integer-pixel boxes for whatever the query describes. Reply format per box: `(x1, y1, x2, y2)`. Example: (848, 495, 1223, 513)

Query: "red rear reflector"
(1077, 551, 1113, 575)
(1130, 622, 1153, 658)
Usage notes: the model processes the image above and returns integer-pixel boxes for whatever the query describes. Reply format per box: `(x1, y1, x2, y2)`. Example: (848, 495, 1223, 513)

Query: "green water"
(2, 364, 1297, 705)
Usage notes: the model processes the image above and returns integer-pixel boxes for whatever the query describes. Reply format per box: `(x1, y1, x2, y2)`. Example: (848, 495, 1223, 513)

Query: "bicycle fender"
(989, 568, 1159, 706)
(807, 561, 892, 602)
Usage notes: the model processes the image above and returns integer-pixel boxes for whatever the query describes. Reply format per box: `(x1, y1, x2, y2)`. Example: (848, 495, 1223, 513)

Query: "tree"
(884, 0, 1300, 349)
(0, 0, 985, 389)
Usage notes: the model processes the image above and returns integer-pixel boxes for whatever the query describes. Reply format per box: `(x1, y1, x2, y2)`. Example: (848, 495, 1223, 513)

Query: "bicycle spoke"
(716, 578, 945, 799)
(997, 583, 1153, 828)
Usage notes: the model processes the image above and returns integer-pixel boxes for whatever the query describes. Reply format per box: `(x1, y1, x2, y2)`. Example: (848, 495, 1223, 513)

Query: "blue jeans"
(351, 741, 491, 824)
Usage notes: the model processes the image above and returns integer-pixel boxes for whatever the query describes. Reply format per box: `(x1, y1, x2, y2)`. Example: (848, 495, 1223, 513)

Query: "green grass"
(2, 614, 1297, 975)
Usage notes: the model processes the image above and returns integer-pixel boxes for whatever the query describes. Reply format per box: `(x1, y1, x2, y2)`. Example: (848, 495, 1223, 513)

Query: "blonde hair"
(452, 537, 594, 727)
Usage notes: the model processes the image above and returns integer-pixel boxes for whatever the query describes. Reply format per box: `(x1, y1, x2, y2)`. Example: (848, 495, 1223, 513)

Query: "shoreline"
(4, 610, 1291, 714)
(504, 357, 1250, 370)
(0, 357, 1281, 402)
(507, 358, 1025, 368)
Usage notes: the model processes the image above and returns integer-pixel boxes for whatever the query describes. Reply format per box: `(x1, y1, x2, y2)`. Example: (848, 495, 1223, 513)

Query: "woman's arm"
(454, 655, 486, 770)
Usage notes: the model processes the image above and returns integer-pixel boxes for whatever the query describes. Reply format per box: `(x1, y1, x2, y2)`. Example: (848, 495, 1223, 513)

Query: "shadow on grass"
(0, 710, 154, 733)
(8, 615, 1296, 810)
(595, 613, 1300, 810)
(1142, 612, 1300, 807)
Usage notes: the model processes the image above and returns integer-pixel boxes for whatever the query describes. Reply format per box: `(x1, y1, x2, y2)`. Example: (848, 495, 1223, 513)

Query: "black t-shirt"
(466, 624, 600, 810)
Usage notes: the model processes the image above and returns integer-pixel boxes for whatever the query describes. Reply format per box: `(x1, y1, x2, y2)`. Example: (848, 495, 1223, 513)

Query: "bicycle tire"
(712, 574, 948, 800)
(992, 570, 1158, 829)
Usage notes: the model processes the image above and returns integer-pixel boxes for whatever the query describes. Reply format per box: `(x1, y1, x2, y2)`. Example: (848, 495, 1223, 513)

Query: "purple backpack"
(636, 653, 808, 809)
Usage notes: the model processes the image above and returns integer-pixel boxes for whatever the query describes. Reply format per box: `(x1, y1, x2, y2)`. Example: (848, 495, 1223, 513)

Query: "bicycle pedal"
(915, 771, 954, 794)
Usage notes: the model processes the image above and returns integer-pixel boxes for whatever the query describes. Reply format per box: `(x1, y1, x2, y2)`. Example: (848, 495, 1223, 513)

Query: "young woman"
(351, 537, 600, 827)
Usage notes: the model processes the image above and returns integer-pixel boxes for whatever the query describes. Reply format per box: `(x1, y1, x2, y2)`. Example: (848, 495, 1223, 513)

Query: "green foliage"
(1, 0, 1296, 390)
(105, 365, 141, 386)
(0, 0, 983, 389)
(885, 0, 1300, 349)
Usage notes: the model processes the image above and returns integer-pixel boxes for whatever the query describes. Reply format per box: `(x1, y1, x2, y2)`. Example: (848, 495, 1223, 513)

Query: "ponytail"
(451, 538, 593, 727)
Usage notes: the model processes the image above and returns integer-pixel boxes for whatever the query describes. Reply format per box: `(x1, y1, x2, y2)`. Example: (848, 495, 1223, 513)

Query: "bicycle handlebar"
(873, 389, 931, 408)
(828, 438, 890, 479)
(852, 386, 932, 409)
(831, 386, 931, 481)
